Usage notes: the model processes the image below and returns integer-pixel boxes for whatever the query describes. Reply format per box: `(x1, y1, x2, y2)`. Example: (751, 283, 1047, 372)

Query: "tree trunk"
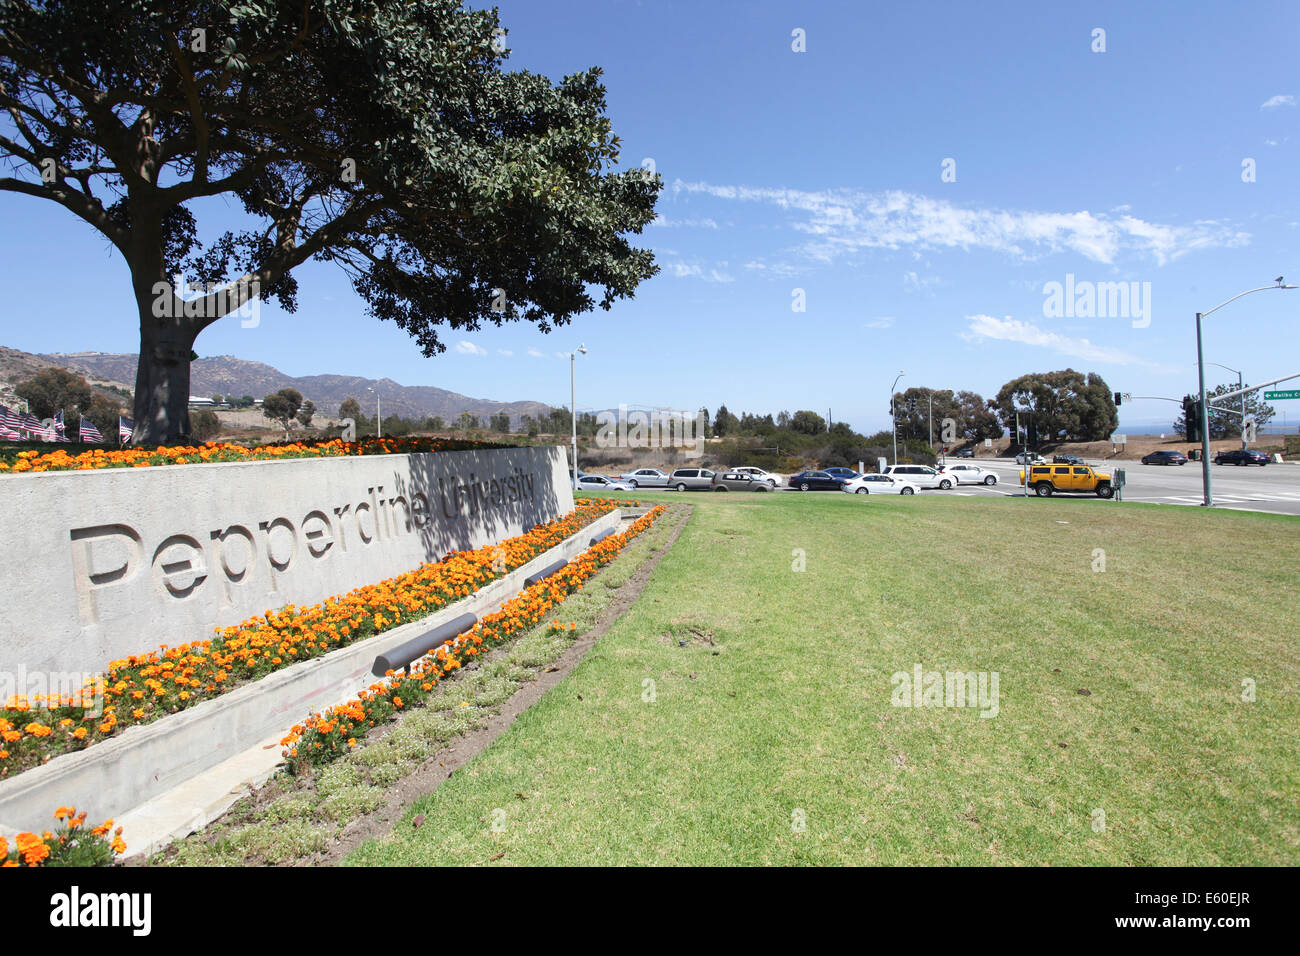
(131, 280, 199, 444)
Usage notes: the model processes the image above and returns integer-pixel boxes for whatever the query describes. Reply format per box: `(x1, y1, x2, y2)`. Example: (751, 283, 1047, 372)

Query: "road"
(922, 457, 1300, 515)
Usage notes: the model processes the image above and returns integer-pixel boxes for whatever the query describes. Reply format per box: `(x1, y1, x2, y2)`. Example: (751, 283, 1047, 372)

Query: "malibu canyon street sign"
(0, 446, 573, 674)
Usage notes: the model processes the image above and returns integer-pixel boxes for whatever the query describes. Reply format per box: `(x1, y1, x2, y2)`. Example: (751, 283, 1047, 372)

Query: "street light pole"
(1203, 361, 1246, 452)
(570, 344, 587, 490)
(890, 371, 904, 466)
(1195, 281, 1295, 507)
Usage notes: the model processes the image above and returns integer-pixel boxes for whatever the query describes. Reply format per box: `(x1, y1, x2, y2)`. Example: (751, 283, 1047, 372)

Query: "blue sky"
(3, 0, 1299, 433)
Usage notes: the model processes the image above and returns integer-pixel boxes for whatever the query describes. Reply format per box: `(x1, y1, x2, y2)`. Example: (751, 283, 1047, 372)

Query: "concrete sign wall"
(0, 446, 573, 674)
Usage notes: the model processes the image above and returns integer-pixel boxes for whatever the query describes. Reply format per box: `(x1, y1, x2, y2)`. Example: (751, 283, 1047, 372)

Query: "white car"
(939, 463, 998, 486)
(881, 464, 954, 490)
(1014, 453, 1047, 465)
(730, 466, 781, 487)
(576, 474, 635, 492)
(618, 468, 671, 488)
(842, 474, 918, 495)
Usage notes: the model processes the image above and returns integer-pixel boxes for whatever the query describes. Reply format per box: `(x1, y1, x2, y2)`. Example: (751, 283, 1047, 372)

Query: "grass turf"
(346, 492, 1299, 866)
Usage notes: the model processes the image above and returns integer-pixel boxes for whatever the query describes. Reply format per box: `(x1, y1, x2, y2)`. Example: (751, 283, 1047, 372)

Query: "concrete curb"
(0, 508, 626, 841)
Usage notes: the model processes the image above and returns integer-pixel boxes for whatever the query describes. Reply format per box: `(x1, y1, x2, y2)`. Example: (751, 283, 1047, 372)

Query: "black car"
(1214, 449, 1270, 466)
(1053, 454, 1084, 465)
(788, 470, 848, 491)
(956, 448, 975, 458)
(823, 467, 860, 480)
(1141, 450, 1188, 466)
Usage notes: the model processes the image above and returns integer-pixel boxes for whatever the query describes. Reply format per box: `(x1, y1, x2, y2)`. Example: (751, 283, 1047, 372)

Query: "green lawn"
(347, 493, 1300, 866)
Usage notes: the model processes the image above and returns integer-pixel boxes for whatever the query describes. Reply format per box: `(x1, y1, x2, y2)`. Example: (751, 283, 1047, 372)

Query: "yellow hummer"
(1018, 463, 1115, 498)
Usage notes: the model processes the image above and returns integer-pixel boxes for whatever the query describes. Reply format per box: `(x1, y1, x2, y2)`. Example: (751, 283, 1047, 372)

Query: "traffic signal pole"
(1196, 311, 1213, 507)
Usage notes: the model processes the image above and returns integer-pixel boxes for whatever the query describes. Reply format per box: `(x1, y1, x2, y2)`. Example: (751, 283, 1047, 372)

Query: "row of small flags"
(0, 405, 132, 444)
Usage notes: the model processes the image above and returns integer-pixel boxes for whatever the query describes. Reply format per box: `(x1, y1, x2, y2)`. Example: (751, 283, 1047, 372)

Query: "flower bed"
(0, 435, 509, 474)
(280, 506, 665, 770)
(0, 498, 636, 778)
(1, 806, 125, 867)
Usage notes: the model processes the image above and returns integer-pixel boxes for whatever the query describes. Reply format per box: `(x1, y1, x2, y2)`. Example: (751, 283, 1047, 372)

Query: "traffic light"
(1113, 392, 1122, 406)
(1183, 396, 1202, 442)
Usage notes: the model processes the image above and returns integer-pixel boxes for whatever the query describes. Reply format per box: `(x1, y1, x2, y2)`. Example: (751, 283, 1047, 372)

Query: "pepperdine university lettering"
(0, 446, 572, 675)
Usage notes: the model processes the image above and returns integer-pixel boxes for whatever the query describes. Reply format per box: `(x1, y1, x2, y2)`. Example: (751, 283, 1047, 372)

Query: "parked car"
(788, 470, 848, 491)
(1018, 464, 1114, 498)
(1214, 449, 1270, 466)
(823, 467, 860, 480)
(711, 471, 773, 492)
(667, 467, 717, 490)
(576, 474, 635, 492)
(956, 447, 975, 458)
(1014, 452, 1048, 465)
(939, 463, 998, 485)
(1052, 454, 1085, 465)
(1141, 450, 1189, 466)
(731, 466, 782, 487)
(619, 467, 672, 488)
(841, 474, 919, 495)
(881, 464, 954, 490)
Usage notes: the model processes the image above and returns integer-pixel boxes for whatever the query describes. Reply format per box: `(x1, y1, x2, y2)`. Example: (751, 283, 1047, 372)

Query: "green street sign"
(1263, 389, 1300, 400)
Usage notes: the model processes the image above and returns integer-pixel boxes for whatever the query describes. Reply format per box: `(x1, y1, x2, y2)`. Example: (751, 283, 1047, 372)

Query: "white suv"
(939, 463, 998, 486)
(731, 466, 781, 487)
(881, 465, 954, 490)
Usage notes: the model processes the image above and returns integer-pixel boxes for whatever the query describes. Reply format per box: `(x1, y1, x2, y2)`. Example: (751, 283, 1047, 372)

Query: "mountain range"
(1, 347, 553, 425)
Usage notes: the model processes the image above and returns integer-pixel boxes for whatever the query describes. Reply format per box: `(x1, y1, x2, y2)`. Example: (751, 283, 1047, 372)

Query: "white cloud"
(671, 179, 1247, 267)
(664, 259, 735, 282)
(527, 348, 545, 358)
(962, 314, 1155, 366)
(865, 316, 895, 329)
(650, 215, 719, 229)
(455, 341, 487, 356)
(1260, 94, 1295, 110)
(497, 349, 513, 357)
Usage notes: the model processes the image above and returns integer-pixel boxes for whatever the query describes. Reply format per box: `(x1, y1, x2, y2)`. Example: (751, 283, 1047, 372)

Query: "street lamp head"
(577, 343, 587, 355)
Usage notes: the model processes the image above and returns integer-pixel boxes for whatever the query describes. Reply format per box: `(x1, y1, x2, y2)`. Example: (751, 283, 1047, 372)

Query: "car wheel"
(939, 479, 953, 490)
(983, 475, 996, 485)
(799, 482, 810, 491)
(714, 486, 728, 492)
(855, 487, 869, 494)
(901, 487, 915, 495)
(1035, 483, 1054, 497)
(1096, 483, 1114, 499)
(674, 483, 686, 491)
(627, 479, 638, 488)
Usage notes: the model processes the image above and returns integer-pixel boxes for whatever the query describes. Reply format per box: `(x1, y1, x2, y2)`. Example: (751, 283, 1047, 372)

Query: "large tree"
(0, 1, 659, 441)
(992, 369, 1118, 443)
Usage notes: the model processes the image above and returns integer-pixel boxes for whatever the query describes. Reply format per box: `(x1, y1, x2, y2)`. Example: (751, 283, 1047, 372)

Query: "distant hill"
(0, 346, 135, 410)
(7, 348, 552, 425)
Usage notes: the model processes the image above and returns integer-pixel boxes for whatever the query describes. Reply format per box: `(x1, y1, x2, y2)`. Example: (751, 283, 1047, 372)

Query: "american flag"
(79, 418, 105, 443)
(20, 412, 42, 436)
(0, 424, 19, 441)
(0, 404, 22, 433)
(52, 410, 69, 442)
(119, 416, 134, 442)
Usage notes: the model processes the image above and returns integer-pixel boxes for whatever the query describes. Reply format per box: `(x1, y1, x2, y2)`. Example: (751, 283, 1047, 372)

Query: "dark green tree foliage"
(262, 387, 302, 439)
(490, 411, 511, 433)
(14, 367, 92, 419)
(296, 399, 315, 428)
(789, 410, 826, 435)
(0, 1, 659, 441)
(992, 370, 1117, 442)
(338, 397, 362, 421)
